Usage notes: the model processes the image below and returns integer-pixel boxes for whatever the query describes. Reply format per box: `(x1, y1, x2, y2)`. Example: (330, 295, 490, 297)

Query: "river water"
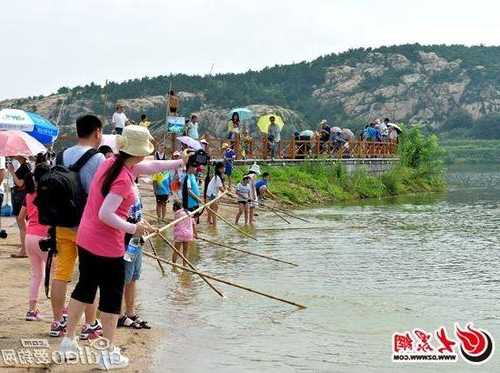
(139, 164, 500, 372)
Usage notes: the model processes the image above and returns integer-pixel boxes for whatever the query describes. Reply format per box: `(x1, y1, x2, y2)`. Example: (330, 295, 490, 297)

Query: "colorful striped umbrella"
(0, 109, 59, 144)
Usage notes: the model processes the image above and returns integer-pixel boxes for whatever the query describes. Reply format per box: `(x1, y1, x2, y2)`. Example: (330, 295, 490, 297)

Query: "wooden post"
(234, 134, 241, 160)
(170, 133, 176, 157)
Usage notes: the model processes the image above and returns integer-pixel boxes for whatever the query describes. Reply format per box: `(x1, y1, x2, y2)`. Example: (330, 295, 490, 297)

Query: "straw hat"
(222, 143, 229, 149)
(116, 125, 154, 156)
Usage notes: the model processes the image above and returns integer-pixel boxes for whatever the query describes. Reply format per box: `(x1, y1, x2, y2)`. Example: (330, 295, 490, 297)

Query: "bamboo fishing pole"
(142, 250, 306, 309)
(260, 202, 310, 223)
(268, 191, 297, 207)
(157, 232, 224, 298)
(144, 191, 227, 240)
(256, 226, 328, 231)
(198, 236, 298, 267)
(146, 238, 166, 276)
(226, 191, 291, 223)
(261, 203, 291, 224)
(192, 194, 257, 241)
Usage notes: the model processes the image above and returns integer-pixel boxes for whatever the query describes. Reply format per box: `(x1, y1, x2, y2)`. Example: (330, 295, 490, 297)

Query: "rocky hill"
(2, 44, 500, 139)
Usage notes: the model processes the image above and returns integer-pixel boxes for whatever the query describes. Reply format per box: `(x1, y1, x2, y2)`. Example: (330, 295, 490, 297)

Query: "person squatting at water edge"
(58, 125, 189, 370)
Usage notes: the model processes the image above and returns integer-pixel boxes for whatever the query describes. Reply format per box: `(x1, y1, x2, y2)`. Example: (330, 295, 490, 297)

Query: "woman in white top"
(204, 162, 225, 226)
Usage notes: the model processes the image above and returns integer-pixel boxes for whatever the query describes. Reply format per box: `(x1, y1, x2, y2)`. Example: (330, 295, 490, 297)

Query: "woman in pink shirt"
(18, 165, 50, 321)
(59, 126, 187, 370)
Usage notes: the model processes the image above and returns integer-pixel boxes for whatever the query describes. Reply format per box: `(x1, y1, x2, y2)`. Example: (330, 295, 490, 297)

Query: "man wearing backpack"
(48, 115, 106, 339)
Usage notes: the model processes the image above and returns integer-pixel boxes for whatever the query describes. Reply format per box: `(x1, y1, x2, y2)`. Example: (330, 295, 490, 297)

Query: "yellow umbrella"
(257, 114, 285, 134)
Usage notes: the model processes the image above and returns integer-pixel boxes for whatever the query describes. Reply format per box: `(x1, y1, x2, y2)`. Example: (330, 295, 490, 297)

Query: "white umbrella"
(387, 123, 402, 133)
(100, 134, 119, 153)
(177, 136, 202, 150)
(0, 109, 35, 131)
(341, 128, 354, 140)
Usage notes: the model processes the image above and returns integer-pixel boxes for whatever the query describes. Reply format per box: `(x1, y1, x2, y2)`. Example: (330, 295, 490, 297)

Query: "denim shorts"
(124, 248, 143, 283)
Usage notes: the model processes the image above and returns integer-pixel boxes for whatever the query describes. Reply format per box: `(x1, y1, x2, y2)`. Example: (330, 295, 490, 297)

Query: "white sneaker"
(97, 346, 129, 370)
(58, 336, 80, 361)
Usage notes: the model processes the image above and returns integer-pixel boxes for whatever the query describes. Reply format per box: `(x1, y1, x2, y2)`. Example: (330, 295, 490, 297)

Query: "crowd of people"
(108, 97, 400, 161)
(0, 109, 277, 369)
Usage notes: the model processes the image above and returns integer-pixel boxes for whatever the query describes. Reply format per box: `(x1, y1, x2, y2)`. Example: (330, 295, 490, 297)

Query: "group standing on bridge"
(108, 94, 400, 161)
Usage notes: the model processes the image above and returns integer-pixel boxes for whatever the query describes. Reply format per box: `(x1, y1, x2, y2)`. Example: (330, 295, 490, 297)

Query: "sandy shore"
(0, 190, 163, 371)
(0, 181, 251, 371)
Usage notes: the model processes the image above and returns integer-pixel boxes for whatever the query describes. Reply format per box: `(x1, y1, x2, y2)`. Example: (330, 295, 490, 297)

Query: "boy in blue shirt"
(255, 172, 271, 199)
(223, 143, 236, 188)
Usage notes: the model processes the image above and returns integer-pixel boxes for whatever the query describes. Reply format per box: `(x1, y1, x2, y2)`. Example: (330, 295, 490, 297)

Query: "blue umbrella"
(26, 112, 59, 144)
(228, 107, 254, 121)
(0, 109, 59, 144)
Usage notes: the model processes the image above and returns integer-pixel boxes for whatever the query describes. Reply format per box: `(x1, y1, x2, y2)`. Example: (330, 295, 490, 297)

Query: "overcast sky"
(1, 0, 499, 100)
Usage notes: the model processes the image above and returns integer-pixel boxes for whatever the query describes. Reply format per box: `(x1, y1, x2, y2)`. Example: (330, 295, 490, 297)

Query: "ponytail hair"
(203, 163, 212, 200)
(34, 164, 50, 184)
(214, 161, 225, 188)
(101, 152, 132, 197)
(24, 171, 36, 194)
(182, 173, 189, 209)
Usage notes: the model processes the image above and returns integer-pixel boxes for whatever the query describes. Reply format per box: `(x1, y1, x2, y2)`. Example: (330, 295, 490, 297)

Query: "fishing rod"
(143, 250, 306, 309)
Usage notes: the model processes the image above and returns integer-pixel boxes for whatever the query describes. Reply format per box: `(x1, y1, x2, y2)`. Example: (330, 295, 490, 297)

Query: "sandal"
(117, 315, 141, 329)
(129, 314, 151, 329)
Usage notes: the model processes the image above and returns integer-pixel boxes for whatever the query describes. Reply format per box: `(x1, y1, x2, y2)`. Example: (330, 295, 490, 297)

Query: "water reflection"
(137, 164, 500, 373)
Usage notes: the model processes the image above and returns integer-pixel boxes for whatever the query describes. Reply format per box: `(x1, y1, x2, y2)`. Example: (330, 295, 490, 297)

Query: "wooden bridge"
(59, 132, 398, 160)
(165, 134, 398, 160)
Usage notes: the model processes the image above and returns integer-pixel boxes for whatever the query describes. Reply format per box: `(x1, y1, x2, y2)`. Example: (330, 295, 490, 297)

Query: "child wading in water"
(172, 200, 196, 266)
(118, 180, 151, 330)
(152, 170, 170, 223)
(204, 162, 225, 226)
(18, 165, 50, 320)
(235, 175, 251, 225)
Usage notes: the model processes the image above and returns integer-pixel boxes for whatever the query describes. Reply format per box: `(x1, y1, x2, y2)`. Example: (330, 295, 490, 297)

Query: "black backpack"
(36, 148, 98, 227)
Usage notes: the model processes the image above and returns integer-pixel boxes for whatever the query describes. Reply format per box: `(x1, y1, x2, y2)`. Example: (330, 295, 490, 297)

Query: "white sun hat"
(248, 163, 261, 175)
(117, 125, 154, 156)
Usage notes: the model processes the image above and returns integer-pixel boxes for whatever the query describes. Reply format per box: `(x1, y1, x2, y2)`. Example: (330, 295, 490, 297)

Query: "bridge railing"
(200, 135, 398, 160)
(60, 133, 398, 160)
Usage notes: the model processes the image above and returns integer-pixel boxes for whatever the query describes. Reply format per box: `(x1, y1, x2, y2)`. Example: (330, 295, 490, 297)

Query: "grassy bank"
(232, 128, 446, 205)
(441, 139, 500, 165)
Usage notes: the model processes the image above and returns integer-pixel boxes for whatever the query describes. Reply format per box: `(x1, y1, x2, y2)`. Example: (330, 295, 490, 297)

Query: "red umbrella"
(0, 130, 46, 157)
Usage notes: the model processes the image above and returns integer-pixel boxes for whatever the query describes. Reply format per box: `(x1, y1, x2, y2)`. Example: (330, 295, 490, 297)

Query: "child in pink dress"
(172, 200, 196, 266)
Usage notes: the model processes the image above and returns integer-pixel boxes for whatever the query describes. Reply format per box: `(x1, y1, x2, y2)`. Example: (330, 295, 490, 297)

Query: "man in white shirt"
(186, 114, 200, 140)
(50, 115, 105, 339)
(111, 104, 129, 135)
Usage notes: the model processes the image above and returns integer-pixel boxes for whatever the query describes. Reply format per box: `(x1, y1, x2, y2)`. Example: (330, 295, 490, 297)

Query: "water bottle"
(124, 237, 141, 262)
